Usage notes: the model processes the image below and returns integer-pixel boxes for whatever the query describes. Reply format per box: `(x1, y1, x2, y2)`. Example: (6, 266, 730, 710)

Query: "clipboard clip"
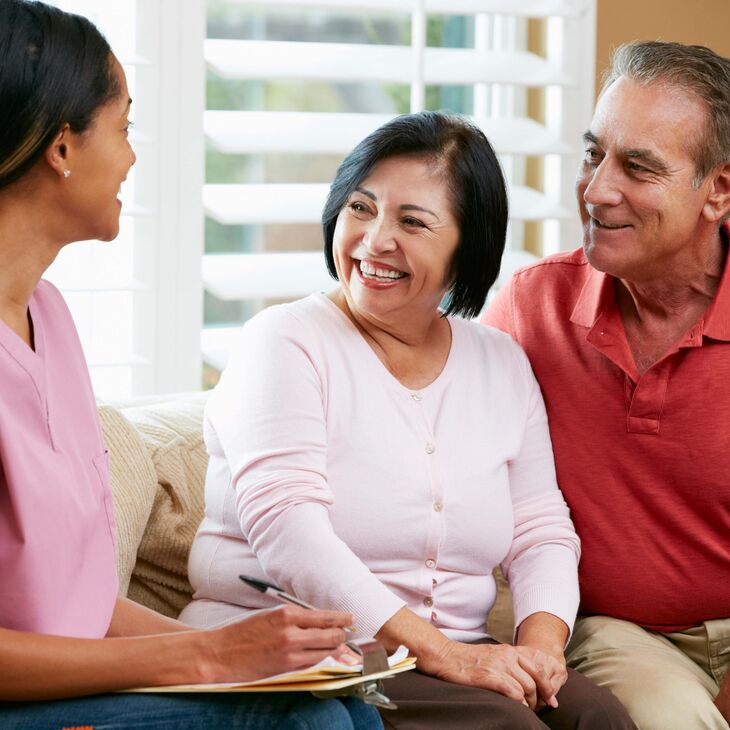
(312, 637, 398, 710)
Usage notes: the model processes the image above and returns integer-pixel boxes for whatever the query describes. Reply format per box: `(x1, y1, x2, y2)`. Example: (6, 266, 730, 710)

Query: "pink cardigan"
(181, 293, 580, 641)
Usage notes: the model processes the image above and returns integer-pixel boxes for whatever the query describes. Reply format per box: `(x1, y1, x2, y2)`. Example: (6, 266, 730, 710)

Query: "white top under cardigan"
(180, 293, 580, 641)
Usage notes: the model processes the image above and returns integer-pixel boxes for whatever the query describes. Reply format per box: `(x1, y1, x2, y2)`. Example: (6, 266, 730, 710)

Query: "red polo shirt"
(482, 245, 730, 631)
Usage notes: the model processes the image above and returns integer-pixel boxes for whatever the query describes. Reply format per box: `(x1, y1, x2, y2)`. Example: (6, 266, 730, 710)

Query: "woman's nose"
(363, 219, 396, 254)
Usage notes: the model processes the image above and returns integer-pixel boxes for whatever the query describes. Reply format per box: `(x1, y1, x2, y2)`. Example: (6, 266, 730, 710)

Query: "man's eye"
(584, 148, 601, 165)
(627, 161, 648, 173)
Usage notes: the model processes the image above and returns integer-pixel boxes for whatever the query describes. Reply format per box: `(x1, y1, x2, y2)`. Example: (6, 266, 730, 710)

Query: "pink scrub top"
(0, 280, 118, 638)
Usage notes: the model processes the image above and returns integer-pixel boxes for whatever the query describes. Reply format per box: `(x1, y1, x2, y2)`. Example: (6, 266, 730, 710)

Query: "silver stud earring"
(63, 169, 71, 178)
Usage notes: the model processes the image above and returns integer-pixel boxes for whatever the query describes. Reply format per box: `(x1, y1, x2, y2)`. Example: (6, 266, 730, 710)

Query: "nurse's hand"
(200, 605, 354, 683)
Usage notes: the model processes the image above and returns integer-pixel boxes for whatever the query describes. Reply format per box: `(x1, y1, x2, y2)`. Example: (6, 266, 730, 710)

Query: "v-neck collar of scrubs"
(0, 288, 47, 398)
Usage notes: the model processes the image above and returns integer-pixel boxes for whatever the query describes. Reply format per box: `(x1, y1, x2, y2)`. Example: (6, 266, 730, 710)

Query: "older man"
(483, 41, 730, 730)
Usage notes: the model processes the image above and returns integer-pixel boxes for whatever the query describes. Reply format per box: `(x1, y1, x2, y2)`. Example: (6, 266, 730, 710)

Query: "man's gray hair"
(601, 40, 730, 184)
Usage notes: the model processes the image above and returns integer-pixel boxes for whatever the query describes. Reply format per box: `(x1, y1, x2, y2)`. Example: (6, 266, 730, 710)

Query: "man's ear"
(703, 162, 730, 223)
(44, 123, 72, 179)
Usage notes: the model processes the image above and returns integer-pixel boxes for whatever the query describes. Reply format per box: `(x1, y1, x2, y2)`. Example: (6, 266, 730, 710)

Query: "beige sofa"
(101, 392, 515, 642)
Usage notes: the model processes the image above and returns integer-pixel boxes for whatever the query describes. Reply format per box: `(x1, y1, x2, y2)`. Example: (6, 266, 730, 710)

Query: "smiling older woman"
(181, 112, 636, 729)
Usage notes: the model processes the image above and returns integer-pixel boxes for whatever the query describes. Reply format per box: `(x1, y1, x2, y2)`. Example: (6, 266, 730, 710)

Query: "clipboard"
(122, 640, 416, 709)
(312, 637, 408, 709)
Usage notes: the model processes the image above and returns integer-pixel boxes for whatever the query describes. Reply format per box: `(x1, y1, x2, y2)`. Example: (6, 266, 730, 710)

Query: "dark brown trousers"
(379, 640, 637, 730)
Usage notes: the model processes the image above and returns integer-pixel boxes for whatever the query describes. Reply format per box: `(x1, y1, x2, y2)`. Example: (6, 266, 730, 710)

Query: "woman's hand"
(201, 606, 354, 683)
(515, 610, 570, 708)
(421, 639, 558, 710)
(513, 644, 567, 709)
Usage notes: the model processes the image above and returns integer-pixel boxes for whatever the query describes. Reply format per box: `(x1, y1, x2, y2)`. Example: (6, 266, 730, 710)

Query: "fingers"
(509, 661, 540, 709)
(517, 653, 558, 708)
(277, 625, 347, 652)
(266, 607, 352, 652)
(271, 605, 354, 630)
(331, 643, 361, 666)
(515, 646, 567, 705)
(487, 671, 531, 706)
(435, 643, 532, 706)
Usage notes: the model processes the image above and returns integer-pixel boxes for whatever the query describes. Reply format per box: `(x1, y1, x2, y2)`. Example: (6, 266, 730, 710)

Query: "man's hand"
(714, 669, 730, 722)
(200, 605, 354, 683)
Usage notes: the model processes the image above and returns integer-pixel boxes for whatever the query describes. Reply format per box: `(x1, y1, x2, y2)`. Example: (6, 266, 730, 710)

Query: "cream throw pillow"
(98, 404, 158, 596)
(121, 395, 208, 618)
(487, 566, 515, 644)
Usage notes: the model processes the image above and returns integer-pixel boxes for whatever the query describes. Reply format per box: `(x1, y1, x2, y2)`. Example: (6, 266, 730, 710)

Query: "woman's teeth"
(359, 260, 405, 281)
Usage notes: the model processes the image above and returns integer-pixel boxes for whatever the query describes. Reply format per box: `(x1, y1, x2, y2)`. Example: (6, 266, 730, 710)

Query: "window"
(42, 1, 597, 396)
(45, 0, 205, 399)
(202, 0, 597, 380)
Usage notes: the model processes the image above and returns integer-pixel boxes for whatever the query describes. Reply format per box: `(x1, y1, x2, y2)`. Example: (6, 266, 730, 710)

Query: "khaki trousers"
(566, 615, 730, 730)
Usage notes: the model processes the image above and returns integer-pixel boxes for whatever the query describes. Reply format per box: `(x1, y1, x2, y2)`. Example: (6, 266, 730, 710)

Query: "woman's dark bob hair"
(0, 0, 119, 190)
(322, 111, 508, 319)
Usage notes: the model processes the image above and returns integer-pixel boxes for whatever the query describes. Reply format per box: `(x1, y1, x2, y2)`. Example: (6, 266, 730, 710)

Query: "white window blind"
(202, 0, 597, 374)
(44, 0, 205, 399)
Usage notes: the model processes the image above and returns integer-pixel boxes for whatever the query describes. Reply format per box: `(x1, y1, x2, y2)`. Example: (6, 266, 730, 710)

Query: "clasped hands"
(426, 639, 568, 711)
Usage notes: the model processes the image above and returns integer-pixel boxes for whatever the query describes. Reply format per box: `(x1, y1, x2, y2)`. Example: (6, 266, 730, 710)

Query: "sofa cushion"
(488, 567, 515, 643)
(120, 394, 209, 618)
(98, 404, 158, 595)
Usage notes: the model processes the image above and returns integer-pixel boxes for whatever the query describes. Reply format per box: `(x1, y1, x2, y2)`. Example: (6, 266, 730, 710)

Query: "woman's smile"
(354, 258, 408, 286)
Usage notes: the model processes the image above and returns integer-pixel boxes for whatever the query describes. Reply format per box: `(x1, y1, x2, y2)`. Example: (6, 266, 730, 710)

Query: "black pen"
(239, 575, 356, 632)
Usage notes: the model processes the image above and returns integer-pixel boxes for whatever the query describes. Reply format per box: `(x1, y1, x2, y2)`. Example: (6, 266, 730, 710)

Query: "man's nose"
(582, 159, 622, 207)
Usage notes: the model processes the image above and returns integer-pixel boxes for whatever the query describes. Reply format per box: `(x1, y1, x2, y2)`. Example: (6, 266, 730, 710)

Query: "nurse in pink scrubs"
(0, 2, 381, 729)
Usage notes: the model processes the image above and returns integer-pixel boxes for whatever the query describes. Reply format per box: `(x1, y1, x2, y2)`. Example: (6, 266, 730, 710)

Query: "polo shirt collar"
(569, 223, 730, 341)
(569, 259, 614, 329)
(701, 224, 730, 342)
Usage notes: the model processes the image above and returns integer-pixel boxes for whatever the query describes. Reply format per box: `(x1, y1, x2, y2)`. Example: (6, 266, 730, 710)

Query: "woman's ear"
(703, 162, 730, 223)
(44, 123, 72, 179)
